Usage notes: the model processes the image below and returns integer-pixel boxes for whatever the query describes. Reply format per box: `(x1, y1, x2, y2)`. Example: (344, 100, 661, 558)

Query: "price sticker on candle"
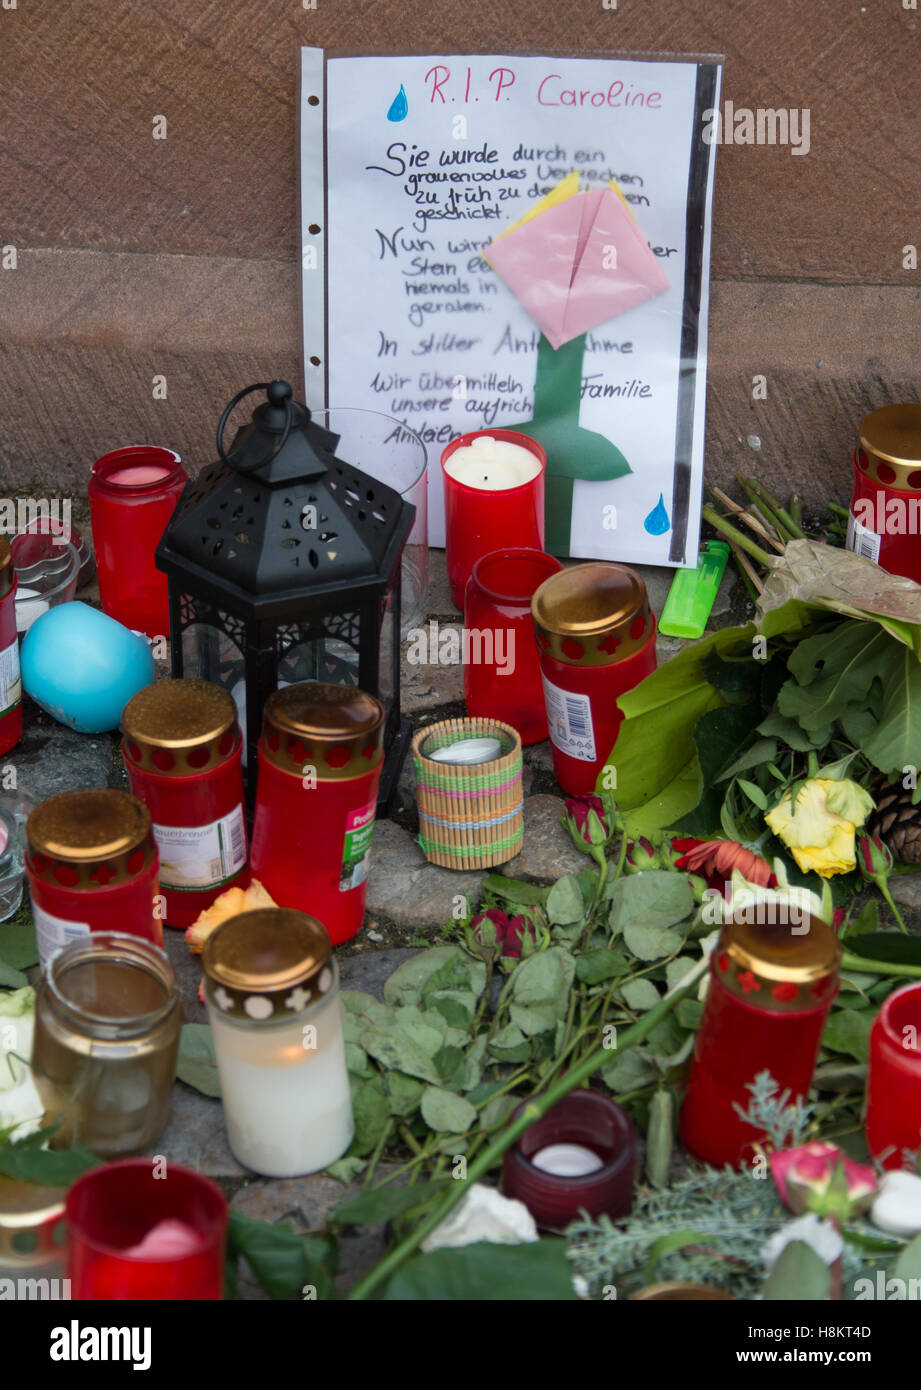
(32, 903, 91, 970)
(340, 802, 376, 891)
(541, 675, 597, 762)
(153, 805, 247, 891)
(0, 637, 21, 715)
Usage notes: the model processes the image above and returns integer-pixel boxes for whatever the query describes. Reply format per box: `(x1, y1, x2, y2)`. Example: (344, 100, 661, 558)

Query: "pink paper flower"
(769, 1141, 876, 1219)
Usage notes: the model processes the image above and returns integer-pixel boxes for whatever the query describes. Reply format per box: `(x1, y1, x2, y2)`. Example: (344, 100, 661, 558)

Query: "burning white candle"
(531, 1142, 605, 1177)
(443, 434, 542, 491)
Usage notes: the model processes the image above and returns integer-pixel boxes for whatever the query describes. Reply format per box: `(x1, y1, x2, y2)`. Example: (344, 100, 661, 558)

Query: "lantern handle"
(216, 381, 294, 470)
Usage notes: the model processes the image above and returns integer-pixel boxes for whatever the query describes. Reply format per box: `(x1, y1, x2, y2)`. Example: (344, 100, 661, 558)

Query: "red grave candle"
(0, 538, 22, 757)
(503, 1089, 636, 1229)
(464, 548, 562, 745)
(121, 679, 247, 928)
(249, 683, 384, 945)
(25, 790, 163, 972)
(680, 910, 841, 1169)
(441, 430, 545, 610)
(88, 445, 188, 638)
(66, 1159, 228, 1300)
(847, 405, 921, 584)
(531, 563, 657, 796)
(866, 982, 921, 1169)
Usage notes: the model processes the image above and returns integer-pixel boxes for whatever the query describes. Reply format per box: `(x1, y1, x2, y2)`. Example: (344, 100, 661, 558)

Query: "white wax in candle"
(210, 997, 353, 1177)
(531, 1143, 605, 1177)
(107, 465, 172, 485)
(15, 586, 50, 632)
(445, 435, 541, 491)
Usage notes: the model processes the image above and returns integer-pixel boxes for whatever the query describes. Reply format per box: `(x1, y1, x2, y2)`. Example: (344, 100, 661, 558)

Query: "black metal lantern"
(155, 379, 414, 809)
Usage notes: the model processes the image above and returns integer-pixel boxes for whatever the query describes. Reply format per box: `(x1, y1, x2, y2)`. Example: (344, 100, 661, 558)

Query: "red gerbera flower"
(671, 837, 774, 897)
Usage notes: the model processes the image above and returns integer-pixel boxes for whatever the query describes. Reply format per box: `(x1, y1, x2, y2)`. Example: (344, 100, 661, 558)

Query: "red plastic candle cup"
(441, 430, 545, 610)
(847, 405, 921, 584)
(25, 790, 163, 972)
(121, 680, 247, 929)
(503, 1089, 636, 1229)
(0, 538, 22, 757)
(249, 683, 385, 945)
(531, 563, 657, 796)
(66, 1159, 228, 1300)
(88, 445, 188, 638)
(680, 910, 841, 1169)
(463, 548, 562, 745)
(866, 982, 921, 1169)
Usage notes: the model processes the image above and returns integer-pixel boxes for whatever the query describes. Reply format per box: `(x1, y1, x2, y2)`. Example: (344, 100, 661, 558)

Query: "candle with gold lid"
(249, 682, 385, 944)
(0, 536, 22, 757)
(848, 403, 921, 581)
(25, 789, 163, 970)
(0, 1176, 68, 1286)
(31, 931, 181, 1156)
(680, 908, 842, 1168)
(531, 562, 657, 795)
(203, 907, 353, 1176)
(121, 678, 247, 929)
(441, 430, 545, 608)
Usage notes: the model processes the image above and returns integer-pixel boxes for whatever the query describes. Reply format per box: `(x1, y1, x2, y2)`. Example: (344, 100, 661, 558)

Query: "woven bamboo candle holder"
(413, 717, 524, 870)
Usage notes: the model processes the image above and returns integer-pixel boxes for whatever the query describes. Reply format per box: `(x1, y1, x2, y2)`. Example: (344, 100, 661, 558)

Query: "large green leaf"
(420, 1086, 477, 1134)
(0, 920, 39, 971)
(508, 949, 575, 1037)
(383, 946, 485, 1019)
(609, 871, 695, 938)
(762, 1240, 832, 1300)
(382, 1238, 577, 1300)
(176, 1023, 221, 1098)
(863, 643, 921, 778)
(675, 701, 765, 835)
(783, 621, 890, 730)
(330, 1180, 447, 1227)
(228, 1210, 337, 1300)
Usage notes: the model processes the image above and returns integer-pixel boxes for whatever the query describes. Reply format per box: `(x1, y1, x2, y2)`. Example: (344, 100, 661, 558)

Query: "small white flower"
(762, 1213, 843, 1272)
(420, 1183, 538, 1253)
(871, 1170, 921, 1237)
(244, 995, 273, 1021)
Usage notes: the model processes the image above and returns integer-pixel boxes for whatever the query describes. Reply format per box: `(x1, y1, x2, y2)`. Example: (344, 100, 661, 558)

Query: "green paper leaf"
(176, 1023, 221, 1098)
(382, 1238, 577, 1301)
(821, 1008, 872, 1062)
(762, 1240, 832, 1300)
(420, 1086, 477, 1134)
(546, 874, 584, 926)
(330, 1180, 447, 1227)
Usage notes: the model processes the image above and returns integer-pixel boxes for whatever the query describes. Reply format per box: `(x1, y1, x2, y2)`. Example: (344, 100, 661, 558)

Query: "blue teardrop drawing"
(644, 493, 671, 536)
(387, 84, 408, 122)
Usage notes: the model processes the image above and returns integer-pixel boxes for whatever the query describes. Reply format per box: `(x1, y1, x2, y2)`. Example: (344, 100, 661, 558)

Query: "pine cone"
(868, 774, 921, 864)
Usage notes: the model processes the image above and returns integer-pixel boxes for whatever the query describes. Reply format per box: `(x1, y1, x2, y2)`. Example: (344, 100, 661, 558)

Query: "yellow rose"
(764, 777, 872, 879)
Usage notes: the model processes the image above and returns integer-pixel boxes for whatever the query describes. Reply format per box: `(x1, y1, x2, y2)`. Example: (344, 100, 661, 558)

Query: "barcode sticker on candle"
(153, 805, 247, 890)
(33, 904, 90, 970)
(846, 512, 882, 563)
(340, 801, 376, 892)
(0, 637, 21, 716)
(541, 676, 597, 762)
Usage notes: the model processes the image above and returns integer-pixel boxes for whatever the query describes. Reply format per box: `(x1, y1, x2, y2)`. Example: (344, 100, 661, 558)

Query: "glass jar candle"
(847, 404, 921, 583)
(121, 678, 247, 928)
(464, 548, 563, 745)
(203, 907, 354, 1176)
(249, 683, 384, 945)
(26, 789, 163, 972)
(31, 932, 181, 1156)
(679, 909, 841, 1168)
(531, 563, 657, 795)
(441, 430, 546, 609)
(0, 1177, 69, 1292)
(66, 1159, 227, 1301)
(88, 444, 188, 638)
(0, 536, 23, 757)
(865, 981, 921, 1170)
(502, 1089, 636, 1229)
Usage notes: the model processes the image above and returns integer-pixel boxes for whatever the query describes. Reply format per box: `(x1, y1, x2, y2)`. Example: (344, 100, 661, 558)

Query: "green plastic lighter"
(658, 540, 730, 639)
